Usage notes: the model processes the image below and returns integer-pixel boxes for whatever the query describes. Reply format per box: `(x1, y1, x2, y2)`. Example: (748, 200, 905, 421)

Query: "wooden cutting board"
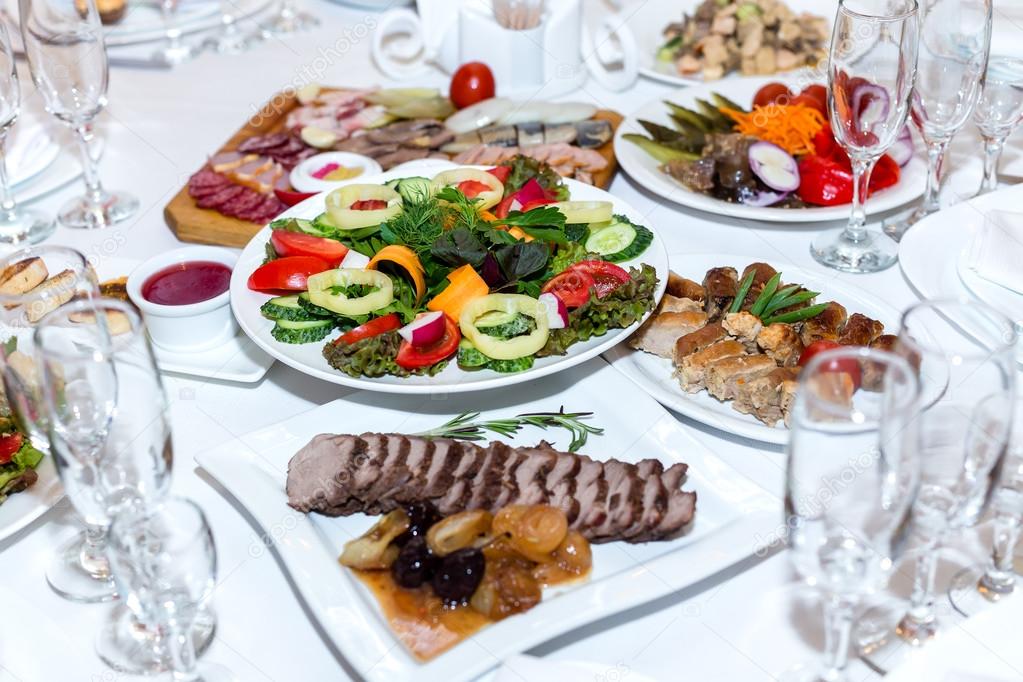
(164, 90, 624, 249)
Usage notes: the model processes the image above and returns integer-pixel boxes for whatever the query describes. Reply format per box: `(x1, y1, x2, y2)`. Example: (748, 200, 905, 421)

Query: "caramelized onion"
(339, 509, 410, 569)
(492, 505, 569, 563)
(426, 510, 493, 557)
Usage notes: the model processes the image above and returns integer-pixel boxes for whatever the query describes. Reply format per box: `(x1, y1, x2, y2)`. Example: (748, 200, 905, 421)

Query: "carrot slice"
(366, 245, 426, 304)
(427, 264, 489, 321)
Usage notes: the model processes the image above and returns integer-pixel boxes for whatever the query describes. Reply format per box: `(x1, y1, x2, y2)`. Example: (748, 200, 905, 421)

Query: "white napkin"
(968, 210, 1023, 294)
(494, 655, 660, 682)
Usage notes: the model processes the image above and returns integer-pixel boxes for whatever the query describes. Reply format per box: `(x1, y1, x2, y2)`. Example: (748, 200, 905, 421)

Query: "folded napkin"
(968, 211, 1023, 294)
(494, 655, 660, 682)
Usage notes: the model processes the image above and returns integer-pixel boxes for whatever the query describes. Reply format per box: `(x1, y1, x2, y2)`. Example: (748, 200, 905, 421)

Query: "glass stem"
(72, 124, 106, 211)
(80, 523, 111, 579)
(980, 511, 1022, 595)
(0, 127, 18, 223)
(168, 623, 200, 682)
(843, 156, 876, 243)
(980, 136, 1006, 195)
(906, 547, 939, 626)
(821, 592, 857, 679)
(162, 1, 183, 52)
(920, 140, 950, 214)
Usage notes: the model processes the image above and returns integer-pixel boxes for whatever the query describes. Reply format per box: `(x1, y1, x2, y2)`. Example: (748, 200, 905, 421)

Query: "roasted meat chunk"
(630, 309, 708, 358)
(675, 339, 746, 392)
(673, 322, 727, 364)
(756, 323, 804, 367)
(702, 267, 739, 320)
(799, 301, 848, 346)
(738, 262, 778, 309)
(838, 312, 884, 346)
(666, 272, 706, 302)
(704, 354, 777, 402)
(722, 311, 763, 352)
(733, 367, 800, 427)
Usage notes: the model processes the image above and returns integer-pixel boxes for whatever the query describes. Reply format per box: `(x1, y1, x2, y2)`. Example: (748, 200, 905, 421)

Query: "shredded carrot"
(720, 103, 826, 156)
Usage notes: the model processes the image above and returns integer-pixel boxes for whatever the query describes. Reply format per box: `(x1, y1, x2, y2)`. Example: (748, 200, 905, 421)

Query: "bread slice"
(0, 258, 48, 296)
(24, 270, 77, 323)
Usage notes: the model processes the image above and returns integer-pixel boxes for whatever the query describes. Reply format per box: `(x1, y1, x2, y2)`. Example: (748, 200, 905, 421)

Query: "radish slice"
(538, 293, 568, 330)
(398, 311, 446, 347)
(740, 189, 790, 207)
(889, 125, 914, 167)
(853, 83, 890, 134)
(748, 141, 800, 192)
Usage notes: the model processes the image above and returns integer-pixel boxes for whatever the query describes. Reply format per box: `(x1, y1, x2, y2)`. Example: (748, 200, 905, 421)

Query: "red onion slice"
(748, 141, 801, 192)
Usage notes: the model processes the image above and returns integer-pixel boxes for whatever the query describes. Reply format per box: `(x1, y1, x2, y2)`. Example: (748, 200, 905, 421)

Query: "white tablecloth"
(0, 2, 1019, 680)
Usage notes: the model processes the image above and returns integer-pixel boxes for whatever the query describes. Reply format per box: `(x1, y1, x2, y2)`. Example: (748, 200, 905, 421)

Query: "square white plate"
(195, 357, 778, 682)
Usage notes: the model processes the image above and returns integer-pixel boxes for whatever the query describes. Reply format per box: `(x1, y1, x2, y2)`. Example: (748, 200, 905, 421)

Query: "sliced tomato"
(488, 166, 512, 184)
(565, 260, 630, 298)
(0, 432, 22, 465)
(333, 313, 402, 346)
(457, 180, 493, 199)
(493, 195, 517, 220)
(798, 340, 862, 390)
(247, 256, 330, 293)
(270, 230, 349, 267)
(521, 198, 556, 212)
(395, 314, 460, 369)
(351, 199, 388, 211)
(541, 268, 596, 309)
(274, 188, 317, 207)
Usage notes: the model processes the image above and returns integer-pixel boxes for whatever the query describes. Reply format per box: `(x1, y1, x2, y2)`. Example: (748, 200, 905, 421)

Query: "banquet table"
(0, 2, 1020, 680)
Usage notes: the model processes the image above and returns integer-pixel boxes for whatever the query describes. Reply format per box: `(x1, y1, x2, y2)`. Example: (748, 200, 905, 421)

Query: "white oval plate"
(230, 163, 669, 395)
(631, 0, 834, 87)
(614, 75, 927, 223)
(604, 252, 903, 445)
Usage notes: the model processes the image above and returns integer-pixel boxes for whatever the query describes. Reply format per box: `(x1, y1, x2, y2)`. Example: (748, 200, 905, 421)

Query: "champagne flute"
(154, 0, 197, 65)
(260, 0, 317, 37)
(784, 347, 922, 682)
(203, 0, 254, 55)
(972, 56, 1023, 196)
(0, 21, 53, 245)
(18, 0, 139, 229)
(35, 299, 213, 675)
(856, 299, 1017, 673)
(108, 498, 236, 682)
(810, 0, 919, 273)
(883, 0, 992, 240)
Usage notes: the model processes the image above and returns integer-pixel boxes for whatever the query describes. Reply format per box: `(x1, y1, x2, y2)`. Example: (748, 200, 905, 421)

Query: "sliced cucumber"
(488, 355, 535, 373)
(565, 222, 589, 243)
(456, 339, 489, 369)
(261, 295, 327, 322)
(584, 215, 654, 263)
(270, 318, 334, 344)
(285, 217, 328, 237)
(476, 312, 534, 339)
(312, 213, 380, 240)
(392, 177, 433, 204)
(296, 292, 337, 318)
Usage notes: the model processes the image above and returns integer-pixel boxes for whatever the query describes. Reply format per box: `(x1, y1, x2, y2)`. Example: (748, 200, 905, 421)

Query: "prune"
(395, 502, 442, 547)
(431, 548, 485, 604)
(391, 537, 436, 589)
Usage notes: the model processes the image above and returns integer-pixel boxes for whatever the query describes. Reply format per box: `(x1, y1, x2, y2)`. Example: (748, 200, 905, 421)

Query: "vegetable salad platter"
(614, 76, 927, 222)
(231, 159, 668, 394)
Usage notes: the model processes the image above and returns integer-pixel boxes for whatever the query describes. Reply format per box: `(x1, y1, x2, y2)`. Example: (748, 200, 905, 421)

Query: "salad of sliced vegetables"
(248, 157, 659, 379)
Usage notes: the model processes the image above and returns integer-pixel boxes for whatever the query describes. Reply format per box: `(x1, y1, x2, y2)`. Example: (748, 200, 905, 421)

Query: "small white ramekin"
(126, 246, 238, 353)
(289, 152, 383, 193)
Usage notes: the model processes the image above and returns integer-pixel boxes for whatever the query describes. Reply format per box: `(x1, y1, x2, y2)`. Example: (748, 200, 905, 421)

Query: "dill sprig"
(413, 406, 603, 452)
(379, 199, 445, 256)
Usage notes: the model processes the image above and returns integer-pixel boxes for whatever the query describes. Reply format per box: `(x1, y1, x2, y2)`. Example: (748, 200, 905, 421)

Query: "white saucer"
(152, 330, 275, 383)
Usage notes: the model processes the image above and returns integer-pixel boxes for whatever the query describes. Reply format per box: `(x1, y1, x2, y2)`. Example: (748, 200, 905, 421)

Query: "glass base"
(204, 29, 253, 54)
(46, 531, 118, 603)
(96, 603, 216, 675)
(948, 565, 1016, 618)
(882, 206, 934, 243)
(0, 208, 55, 246)
(58, 191, 139, 229)
(810, 226, 899, 273)
(854, 602, 948, 674)
(260, 9, 318, 36)
(154, 41, 198, 66)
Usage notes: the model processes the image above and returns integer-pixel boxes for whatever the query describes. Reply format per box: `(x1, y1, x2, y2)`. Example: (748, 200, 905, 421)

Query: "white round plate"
(604, 252, 903, 444)
(7, 124, 59, 189)
(900, 185, 1023, 326)
(0, 454, 61, 544)
(614, 75, 927, 223)
(230, 163, 669, 395)
(957, 249, 1023, 325)
(630, 0, 834, 86)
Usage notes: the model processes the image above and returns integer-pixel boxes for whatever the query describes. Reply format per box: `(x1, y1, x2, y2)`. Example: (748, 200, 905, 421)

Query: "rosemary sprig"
(413, 407, 604, 452)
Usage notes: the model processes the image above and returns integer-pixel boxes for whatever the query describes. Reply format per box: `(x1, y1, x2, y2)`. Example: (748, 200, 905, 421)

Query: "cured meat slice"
(195, 184, 245, 209)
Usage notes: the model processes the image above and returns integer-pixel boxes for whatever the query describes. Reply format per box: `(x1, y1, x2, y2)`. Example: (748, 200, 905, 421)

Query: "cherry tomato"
(799, 340, 862, 390)
(270, 230, 349, 267)
(565, 260, 631, 298)
(457, 180, 493, 199)
(487, 166, 512, 184)
(334, 313, 402, 346)
(247, 256, 330, 293)
(449, 62, 496, 110)
(395, 314, 461, 369)
(351, 199, 388, 211)
(753, 82, 792, 108)
(801, 84, 828, 109)
(790, 93, 826, 116)
(0, 432, 23, 465)
(541, 268, 596, 309)
(273, 188, 317, 207)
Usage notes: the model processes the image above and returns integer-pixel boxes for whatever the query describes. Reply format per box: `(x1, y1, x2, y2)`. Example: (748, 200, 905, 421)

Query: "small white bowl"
(289, 152, 383, 193)
(126, 246, 238, 354)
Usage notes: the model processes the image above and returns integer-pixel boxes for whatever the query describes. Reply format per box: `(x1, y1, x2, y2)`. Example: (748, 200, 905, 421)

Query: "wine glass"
(202, 0, 255, 55)
(17, 0, 139, 229)
(855, 299, 1017, 673)
(154, 0, 197, 65)
(784, 346, 922, 682)
(883, 0, 992, 241)
(260, 0, 317, 36)
(947, 398, 1023, 615)
(107, 497, 236, 682)
(972, 56, 1023, 196)
(810, 0, 919, 274)
(0, 21, 53, 246)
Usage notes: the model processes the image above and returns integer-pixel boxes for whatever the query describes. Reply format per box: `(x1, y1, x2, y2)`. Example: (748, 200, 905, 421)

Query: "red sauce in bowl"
(142, 261, 232, 306)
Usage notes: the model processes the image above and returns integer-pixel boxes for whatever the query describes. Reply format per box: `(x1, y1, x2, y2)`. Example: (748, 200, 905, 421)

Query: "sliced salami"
(189, 182, 232, 200)
(223, 189, 265, 216)
(188, 168, 230, 190)
(236, 132, 291, 154)
(196, 184, 245, 209)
